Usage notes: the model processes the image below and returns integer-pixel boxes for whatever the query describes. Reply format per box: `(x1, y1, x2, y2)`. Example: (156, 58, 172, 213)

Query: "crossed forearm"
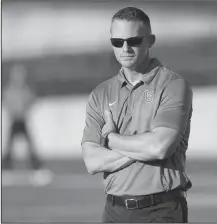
(97, 149, 135, 173)
(82, 142, 135, 174)
(108, 132, 160, 161)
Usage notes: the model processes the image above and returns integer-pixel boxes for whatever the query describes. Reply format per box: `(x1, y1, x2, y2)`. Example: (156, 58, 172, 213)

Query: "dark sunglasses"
(110, 36, 144, 48)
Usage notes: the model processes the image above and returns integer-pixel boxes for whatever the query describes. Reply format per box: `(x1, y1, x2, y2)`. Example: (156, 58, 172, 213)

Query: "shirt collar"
(118, 58, 162, 87)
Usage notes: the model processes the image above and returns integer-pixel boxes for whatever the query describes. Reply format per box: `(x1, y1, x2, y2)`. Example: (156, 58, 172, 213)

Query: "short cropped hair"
(111, 7, 152, 33)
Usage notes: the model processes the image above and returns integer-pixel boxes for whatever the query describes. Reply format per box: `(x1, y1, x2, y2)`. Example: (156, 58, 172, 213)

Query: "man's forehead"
(110, 19, 147, 37)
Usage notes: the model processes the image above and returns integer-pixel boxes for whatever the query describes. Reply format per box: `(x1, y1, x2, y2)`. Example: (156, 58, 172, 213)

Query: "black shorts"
(10, 119, 28, 136)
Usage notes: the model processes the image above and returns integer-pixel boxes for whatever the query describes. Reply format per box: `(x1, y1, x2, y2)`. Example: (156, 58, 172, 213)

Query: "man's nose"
(122, 41, 130, 52)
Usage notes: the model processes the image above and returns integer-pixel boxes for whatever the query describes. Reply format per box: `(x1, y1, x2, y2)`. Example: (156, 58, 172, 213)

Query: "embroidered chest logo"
(109, 99, 118, 107)
(144, 90, 155, 103)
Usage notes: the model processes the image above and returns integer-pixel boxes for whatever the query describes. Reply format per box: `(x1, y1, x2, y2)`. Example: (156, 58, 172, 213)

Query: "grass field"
(2, 158, 217, 223)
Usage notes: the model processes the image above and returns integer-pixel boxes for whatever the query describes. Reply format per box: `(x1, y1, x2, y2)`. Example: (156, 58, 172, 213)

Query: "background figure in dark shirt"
(2, 64, 53, 186)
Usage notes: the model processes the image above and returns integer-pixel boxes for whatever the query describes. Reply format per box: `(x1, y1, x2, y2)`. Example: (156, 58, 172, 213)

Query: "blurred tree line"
(2, 38, 217, 97)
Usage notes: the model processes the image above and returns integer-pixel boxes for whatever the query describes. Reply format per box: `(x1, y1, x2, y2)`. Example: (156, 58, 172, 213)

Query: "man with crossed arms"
(81, 7, 193, 223)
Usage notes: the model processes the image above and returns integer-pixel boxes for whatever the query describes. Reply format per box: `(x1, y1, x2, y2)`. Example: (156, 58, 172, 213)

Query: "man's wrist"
(107, 132, 113, 140)
(101, 135, 108, 148)
(107, 132, 115, 148)
(101, 132, 114, 148)
(101, 132, 111, 148)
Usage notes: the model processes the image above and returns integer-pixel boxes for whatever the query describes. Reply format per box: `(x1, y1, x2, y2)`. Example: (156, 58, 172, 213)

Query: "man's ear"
(149, 34, 156, 48)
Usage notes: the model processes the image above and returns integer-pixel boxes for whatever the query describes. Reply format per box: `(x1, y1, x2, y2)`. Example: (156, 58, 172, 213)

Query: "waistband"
(107, 188, 185, 210)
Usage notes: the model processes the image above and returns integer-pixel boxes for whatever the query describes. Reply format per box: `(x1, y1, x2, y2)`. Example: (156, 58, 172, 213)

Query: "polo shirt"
(81, 58, 193, 196)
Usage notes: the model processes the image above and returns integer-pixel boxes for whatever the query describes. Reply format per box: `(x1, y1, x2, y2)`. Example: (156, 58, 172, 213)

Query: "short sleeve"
(81, 91, 105, 145)
(151, 79, 193, 134)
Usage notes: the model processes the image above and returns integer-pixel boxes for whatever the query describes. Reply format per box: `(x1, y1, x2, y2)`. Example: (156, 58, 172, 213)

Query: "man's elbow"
(82, 143, 99, 175)
(155, 142, 177, 160)
(139, 141, 163, 161)
(151, 129, 179, 160)
(83, 159, 99, 175)
(156, 150, 167, 160)
(87, 166, 97, 175)
(82, 155, 99, 175)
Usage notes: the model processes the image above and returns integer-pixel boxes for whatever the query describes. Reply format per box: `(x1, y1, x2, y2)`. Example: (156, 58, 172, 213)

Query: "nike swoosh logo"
(109, 99, 118, 107)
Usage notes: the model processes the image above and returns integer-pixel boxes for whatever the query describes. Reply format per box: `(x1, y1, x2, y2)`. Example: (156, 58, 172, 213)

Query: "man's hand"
(102, 110, 116, 138)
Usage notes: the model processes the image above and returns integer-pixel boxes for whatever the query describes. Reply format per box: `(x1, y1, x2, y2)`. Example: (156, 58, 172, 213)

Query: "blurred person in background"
(2, 64, 53, 186)
(82, 7, 192, 223)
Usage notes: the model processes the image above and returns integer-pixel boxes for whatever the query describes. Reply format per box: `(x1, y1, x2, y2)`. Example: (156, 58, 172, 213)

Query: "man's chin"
(120, 61, 136, 68)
